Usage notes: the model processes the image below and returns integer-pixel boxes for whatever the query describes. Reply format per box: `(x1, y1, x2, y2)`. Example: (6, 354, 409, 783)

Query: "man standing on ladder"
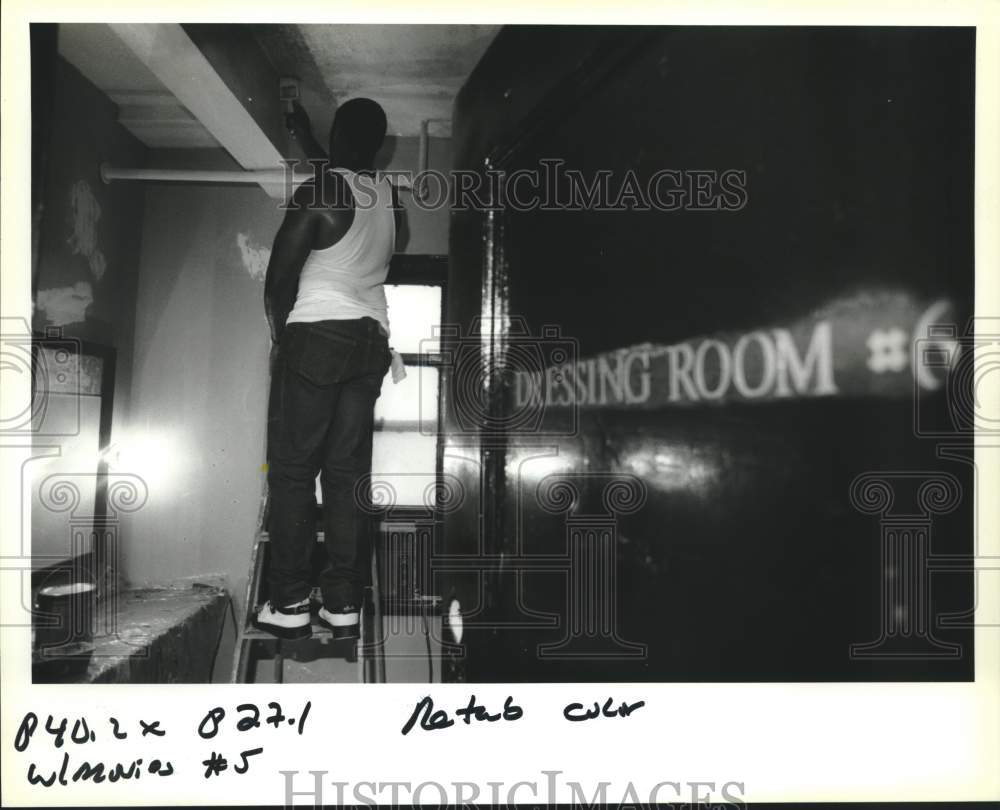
(255, 98, 401, 642)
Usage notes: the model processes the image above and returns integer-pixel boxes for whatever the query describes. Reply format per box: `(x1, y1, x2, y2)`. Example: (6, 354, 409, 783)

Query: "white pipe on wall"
(414, 118, 450, 202)
(100, 164, 312, 186)
(419, 120, 429, 175)
(100, 163, 415, 191)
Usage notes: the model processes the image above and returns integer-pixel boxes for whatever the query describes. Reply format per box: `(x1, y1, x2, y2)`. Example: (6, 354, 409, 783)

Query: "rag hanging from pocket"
(389, 348, 407, 383)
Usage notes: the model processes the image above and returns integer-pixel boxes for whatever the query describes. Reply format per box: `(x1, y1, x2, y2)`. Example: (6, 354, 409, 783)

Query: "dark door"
(443, 26, 975, 683)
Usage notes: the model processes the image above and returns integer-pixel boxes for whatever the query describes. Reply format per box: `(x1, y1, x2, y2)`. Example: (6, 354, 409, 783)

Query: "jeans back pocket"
(283, 324, 359, 386)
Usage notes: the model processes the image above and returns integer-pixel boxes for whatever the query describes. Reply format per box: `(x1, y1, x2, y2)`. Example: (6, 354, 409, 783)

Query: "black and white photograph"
(2, 5, 998, 808)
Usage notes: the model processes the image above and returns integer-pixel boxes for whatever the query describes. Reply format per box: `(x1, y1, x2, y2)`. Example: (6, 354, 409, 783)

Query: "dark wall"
(444, 27, 974, 682)
(33, 54, 147, 428)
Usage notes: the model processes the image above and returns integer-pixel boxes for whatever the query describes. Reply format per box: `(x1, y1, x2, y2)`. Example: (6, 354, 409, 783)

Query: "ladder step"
(257, 531, 325, 543)
(234, 485, 381, 682)
(240, 617, 354, 641)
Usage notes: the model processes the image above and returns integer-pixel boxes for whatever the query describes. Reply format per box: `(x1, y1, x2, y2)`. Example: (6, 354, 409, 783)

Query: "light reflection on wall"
(505, 446, 582, 488)
(103, 429, 186, 499)
(619, 443, 720, 498)
(30, 392, 103, 566)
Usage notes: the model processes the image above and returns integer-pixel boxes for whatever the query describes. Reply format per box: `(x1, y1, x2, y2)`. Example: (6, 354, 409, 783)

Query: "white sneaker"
(318, 605, 360, 641)
(253, 598, 312, 640)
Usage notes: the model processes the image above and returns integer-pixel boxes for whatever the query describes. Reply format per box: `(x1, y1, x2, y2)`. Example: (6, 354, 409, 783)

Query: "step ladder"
(231, 347, 387, 683)
(230, 509, 387, 683)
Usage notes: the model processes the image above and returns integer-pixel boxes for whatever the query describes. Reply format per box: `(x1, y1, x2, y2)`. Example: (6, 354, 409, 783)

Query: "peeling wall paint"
(34, 281, 95, 326)
(34, 57, 145, 349)
(236, 232, 271, 282)
(67, 179, 107, 281)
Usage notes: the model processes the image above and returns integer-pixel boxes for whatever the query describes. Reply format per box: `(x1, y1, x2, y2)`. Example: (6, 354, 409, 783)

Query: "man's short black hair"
(331, 98, 388, 157)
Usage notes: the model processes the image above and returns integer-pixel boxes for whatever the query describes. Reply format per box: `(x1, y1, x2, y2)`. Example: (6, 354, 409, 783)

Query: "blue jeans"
(266, 317, 391, 609)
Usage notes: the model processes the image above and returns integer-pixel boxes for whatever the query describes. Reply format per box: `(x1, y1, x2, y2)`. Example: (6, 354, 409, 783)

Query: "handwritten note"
(401, 694, 645, 734)
(14, 699, 312, 786)
(13, 694, 648, 791)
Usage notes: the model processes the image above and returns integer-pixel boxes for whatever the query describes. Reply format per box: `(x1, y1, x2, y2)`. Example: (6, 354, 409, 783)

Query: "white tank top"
(286, 168, 395, 335)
